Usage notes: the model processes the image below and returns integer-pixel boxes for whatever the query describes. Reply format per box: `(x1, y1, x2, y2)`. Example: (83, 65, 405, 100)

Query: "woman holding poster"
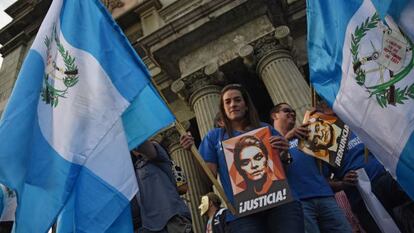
(180, 84, 304, 233)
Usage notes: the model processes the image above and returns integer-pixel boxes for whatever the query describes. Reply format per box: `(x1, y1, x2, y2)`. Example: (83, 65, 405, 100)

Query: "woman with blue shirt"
(180, 84, 304, 233)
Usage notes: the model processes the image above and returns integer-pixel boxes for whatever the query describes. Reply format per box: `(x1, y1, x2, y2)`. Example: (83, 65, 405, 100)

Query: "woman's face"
(222, 89, 248, 121)
(239, 145, 268, 181)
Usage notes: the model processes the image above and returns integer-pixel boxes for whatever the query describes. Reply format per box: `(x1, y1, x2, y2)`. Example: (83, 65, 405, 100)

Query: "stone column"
(189, 85, 221, 137)
(243, 27, 311, 122)
(172, 67, 223, 138)
(171, 65, 228, 214)
(161, 127, 210, 233)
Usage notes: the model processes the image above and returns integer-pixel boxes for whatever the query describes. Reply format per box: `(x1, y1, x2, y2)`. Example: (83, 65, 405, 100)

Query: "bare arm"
(328, 170, 358, 192)
(328, 179, 345, 192)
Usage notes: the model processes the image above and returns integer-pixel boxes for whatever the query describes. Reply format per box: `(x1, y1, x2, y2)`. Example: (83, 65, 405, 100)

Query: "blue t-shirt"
(286, 139, 334, 200)
(199, 123, 288, 221)
(330, 133, 386, 204)
(333, 133, 385, 181)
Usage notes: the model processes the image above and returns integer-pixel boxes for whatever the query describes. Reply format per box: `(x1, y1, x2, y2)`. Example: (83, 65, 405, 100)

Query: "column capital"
(100, 0, 124, 12)
(244, 26, 294, 69)
(238, 44, 255, 67)
(171, 63, 225, 104)
(274, 25, 293, 49)
(157, 122, 191, 152)
(252, 33, 283, 63)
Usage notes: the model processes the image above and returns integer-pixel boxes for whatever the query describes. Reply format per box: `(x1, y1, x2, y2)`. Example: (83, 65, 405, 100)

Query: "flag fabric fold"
(307, 0, 414, 199)
(0, 0, 175, 232)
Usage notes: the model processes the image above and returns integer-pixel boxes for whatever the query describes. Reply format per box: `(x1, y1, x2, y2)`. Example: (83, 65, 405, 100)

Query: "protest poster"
(222, 127, 293, 217)
(298, 111, 350, 167)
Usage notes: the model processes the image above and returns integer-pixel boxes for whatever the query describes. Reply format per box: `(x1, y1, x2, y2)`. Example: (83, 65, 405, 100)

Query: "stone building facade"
(0, 0, 311, 232)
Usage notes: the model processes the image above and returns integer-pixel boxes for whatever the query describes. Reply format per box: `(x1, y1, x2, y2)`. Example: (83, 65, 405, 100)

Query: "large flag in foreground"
(307, 0, 414, 199)
(0, 0, 174, 232)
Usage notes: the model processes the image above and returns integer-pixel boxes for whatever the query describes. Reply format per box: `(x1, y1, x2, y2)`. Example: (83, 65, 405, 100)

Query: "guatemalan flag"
(0, 0, 174, 232)
(307, 0, 414, 199)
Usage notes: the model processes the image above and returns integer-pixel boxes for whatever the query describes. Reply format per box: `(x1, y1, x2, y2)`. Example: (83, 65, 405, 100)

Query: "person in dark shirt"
(328, 133, 413, 233)
(199, 192, 228, 233)
(132, 140, 192, 233)
(271, 102, 351, 233)
(318, 101, 414, 233)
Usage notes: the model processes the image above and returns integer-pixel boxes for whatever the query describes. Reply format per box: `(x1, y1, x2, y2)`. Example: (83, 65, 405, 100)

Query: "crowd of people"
(1, 83, 413, 233)
(175, 84, 412, 233)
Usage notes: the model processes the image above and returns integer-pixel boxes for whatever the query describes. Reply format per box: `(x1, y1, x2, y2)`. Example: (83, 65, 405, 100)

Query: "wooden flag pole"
(364, 146, 369, 163)
(311, 86, 317, 108)
(311, 86, 323, 173)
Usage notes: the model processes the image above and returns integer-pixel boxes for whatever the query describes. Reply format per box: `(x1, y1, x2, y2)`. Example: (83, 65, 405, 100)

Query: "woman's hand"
(180, 132, 194, 150)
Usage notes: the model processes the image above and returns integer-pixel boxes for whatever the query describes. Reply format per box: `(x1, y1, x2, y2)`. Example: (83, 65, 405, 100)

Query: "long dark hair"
(219, 84, 260, 137)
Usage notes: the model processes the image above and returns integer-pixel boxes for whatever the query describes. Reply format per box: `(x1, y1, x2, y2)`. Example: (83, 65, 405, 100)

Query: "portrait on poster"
(222, 127, 293, 217)
(298, 111, 350, 167)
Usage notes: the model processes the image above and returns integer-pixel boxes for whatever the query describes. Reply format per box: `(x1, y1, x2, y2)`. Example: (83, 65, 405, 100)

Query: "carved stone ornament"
(275, 25, 293, 48)
(274, 25, 290, 40)
(238, 44, 255, 67)
(101, 0, 124, 12)
(171, 66, 225, 102)
(204, 62, 226, 83)
(252, 34, 282, 62)
(160, 127, 181, 149)
(158, 121, 190, 149)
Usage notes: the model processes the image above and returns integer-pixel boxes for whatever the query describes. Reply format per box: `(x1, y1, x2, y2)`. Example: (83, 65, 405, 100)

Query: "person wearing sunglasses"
(271, 102, 352, 233)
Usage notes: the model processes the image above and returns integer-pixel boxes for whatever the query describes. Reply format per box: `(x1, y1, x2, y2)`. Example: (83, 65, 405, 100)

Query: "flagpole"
(311, 86, 324, 173)
(146, 71, 237, 214)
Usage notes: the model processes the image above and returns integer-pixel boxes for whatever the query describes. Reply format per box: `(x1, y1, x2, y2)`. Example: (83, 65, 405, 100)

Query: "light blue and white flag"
(307, 0, 414, 199)
(0, 0, 174, 232)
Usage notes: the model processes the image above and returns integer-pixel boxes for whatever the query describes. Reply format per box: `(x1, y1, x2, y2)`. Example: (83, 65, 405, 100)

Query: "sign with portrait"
(298, 111, 350, 167)
(222, 127, 293, 217)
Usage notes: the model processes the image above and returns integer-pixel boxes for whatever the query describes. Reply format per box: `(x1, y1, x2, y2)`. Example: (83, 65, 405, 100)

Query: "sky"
(0, 0, 17, 67)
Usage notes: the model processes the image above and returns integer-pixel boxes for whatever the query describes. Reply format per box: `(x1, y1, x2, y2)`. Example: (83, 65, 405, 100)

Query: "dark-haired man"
(271, 103, 351, 233)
